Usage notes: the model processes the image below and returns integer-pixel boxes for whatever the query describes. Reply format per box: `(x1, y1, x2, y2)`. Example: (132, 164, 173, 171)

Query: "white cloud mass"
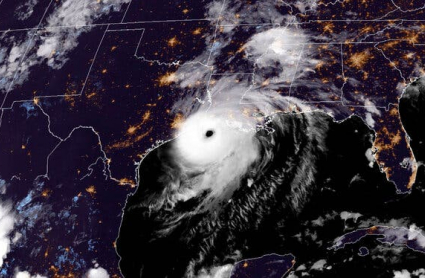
(0, 202, 15, 267)
(86, 267, 110, 278)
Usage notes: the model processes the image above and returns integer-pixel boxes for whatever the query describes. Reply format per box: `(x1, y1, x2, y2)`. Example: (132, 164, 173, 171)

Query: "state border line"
(78, 24, 110, 98)
(3, 18, 425, 34)
(1, 11, 424, 115)
(121, 0, 132, 23)
(0, 0, 55, 128)
(0, 18, 212, 33)
(1, 36, 423, 112)
(0, 26, 149, 112)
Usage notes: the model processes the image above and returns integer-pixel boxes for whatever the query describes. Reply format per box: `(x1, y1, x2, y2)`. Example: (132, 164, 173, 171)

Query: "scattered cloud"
(38, 0, 130, 69)
(340, 211, 362, 222)
(196, 264, 233, 278)
(0, 0, 130, 93)
(365, 113, 375, 127)
(244, 27, 308, 71)
(393, 269, 411, 278)
(14, 270, 47, 278)
(407, 224, 425, 248)
(310, 259, 327, 271)
(412, 269, 425, 277)
(15, 0, 39, 21)
(0, 179, 6, 194)
(293, 0, 319, 13)
(364, 98, 382, 116)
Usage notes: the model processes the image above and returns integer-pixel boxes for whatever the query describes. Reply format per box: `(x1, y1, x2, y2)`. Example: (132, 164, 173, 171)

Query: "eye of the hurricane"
(205, 130, 214, 138)
(175, 112, 249, 165)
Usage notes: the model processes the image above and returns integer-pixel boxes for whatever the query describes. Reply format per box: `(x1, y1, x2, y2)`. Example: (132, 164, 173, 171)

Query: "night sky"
(1, 0, 425, 277)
